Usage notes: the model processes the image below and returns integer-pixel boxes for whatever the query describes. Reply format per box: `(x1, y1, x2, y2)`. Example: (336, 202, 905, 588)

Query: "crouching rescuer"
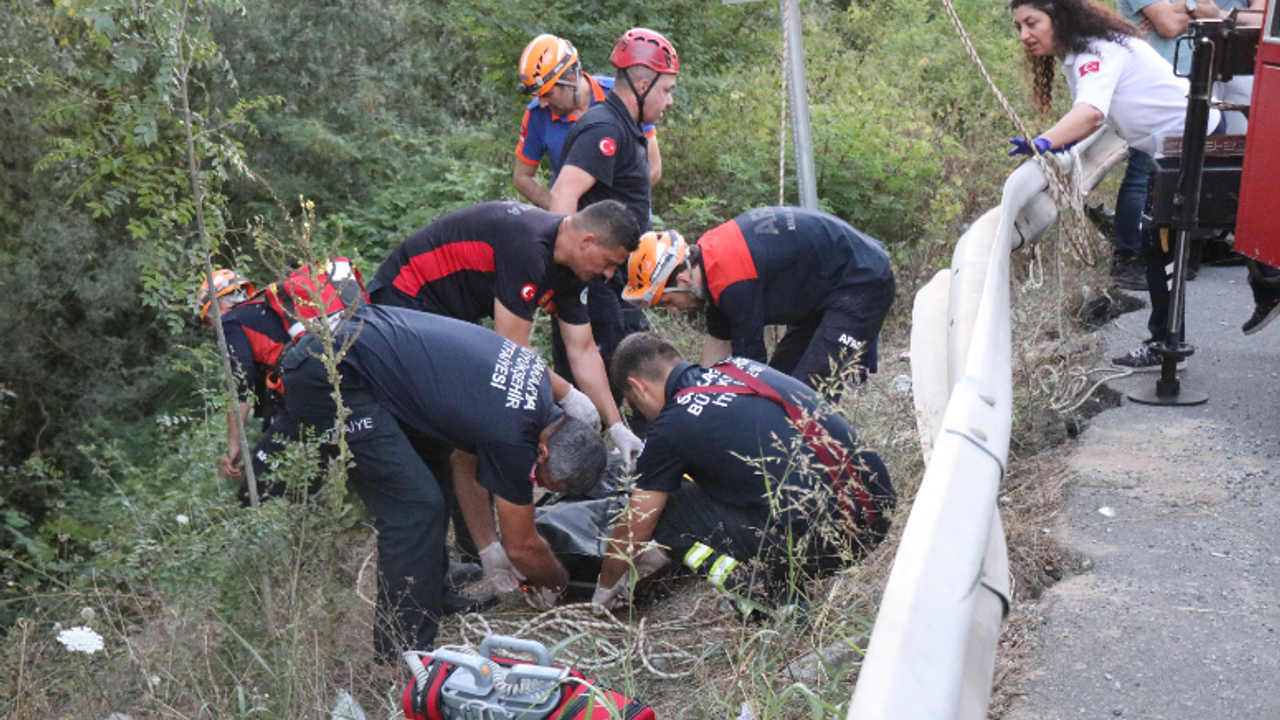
(282, 305, 606, 663)
(593, 332, 896, 613)
(623, 207, 895, 397)
(197, 268, 301, 506)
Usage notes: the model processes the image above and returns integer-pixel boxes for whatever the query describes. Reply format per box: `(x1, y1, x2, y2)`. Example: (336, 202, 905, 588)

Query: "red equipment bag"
(402, 636, 654, 720)
(552, 679, 655, 720)
(265, 258, 368, 341)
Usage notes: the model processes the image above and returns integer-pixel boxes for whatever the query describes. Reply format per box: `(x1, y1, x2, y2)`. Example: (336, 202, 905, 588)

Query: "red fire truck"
(1235, 0, 1280, 264)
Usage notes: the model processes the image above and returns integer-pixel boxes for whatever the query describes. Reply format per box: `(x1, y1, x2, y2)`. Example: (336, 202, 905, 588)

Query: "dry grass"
(0, 224, 1120, 720)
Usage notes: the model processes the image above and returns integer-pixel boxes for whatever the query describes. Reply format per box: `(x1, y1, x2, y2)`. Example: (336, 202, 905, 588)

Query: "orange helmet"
(197, 269, 254, 326)
(610, 28, 679, 75)
(622, 230, 688, 308)
(518, 34, 580, 97)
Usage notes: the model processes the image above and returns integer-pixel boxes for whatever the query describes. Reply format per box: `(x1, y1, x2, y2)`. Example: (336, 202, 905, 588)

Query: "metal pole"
(1130, 19, 1223, 406)
(779, 0, 819, 208)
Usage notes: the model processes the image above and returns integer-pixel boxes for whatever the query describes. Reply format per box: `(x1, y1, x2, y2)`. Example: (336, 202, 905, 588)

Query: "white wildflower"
(176, 514, 189, 525)
(80, 607, 96, 621)
(57, 625, 104, 654)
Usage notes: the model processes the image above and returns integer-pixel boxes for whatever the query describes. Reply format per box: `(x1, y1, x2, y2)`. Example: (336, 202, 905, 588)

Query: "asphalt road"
(1005, 264, 1280, 720)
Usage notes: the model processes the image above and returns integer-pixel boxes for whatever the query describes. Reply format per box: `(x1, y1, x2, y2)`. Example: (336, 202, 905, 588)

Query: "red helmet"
(610, 28, 679, 75)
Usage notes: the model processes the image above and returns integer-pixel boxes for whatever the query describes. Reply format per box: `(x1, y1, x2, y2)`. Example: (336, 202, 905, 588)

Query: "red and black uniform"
(221, 299, 301, 506)
(553, 91, 652, 389)
(366, 201, 588, 327)
(637, 359, 895, 584)
(282, 306, 562, 662)
(699, 207, 896, 391)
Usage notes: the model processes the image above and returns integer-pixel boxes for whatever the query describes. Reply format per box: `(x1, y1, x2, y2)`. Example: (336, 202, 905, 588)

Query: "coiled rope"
(449, 599, 728, 680)
(357, 551, 722, 679)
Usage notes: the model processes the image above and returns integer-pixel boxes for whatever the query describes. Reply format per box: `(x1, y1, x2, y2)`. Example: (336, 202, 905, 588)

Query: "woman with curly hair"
(1008, 0, 1206, 158)
(1008, 0, 1220, 371)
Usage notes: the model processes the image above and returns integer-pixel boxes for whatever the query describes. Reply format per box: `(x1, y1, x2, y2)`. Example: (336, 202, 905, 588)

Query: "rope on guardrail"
(937, 0, 1099, 266)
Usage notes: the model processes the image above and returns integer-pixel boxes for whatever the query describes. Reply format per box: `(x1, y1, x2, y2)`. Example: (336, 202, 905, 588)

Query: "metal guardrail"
(847, 130, 1129, 720)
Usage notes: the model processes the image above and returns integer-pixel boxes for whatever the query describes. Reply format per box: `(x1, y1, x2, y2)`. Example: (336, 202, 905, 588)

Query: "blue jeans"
(1115, 150, 1154, 258)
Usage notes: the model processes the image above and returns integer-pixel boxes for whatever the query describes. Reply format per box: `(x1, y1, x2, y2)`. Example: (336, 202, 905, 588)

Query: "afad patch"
(599, 137, 617, 157)
(520, 283, 537, 301)
(1079, 61, 1100, 77)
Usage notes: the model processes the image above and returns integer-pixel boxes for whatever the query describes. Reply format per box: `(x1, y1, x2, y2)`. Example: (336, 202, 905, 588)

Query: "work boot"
(441, 588, 498, 617)
(1110, 255, 1147, 291)
(446, 559, 484, 588)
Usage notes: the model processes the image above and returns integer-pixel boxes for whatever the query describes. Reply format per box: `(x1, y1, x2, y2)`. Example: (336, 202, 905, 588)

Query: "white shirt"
(1063, 38, 1217, 157)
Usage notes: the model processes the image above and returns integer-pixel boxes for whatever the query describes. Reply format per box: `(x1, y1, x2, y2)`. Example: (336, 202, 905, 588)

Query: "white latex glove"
(556, 387, 601, 431)
(591, 572, 632, 610)
(478, 541, 525, 593)
(608, 422, 644, 469)
(634, 545, 670, 580)
(524, 585, 559, 611)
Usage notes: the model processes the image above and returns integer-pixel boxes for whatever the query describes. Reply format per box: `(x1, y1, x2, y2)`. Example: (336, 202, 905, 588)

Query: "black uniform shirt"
(338, 306, 562, 506)
(634, 359, 865, 509)
(557, 91, 652, 232)
(700, 208, 893, 361)
(222, 298, 290, 406)
(368, 201, 588, 325)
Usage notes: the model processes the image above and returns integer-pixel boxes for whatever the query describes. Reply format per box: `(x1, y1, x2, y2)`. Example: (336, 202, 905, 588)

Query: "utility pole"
(723, 0, 819, 208)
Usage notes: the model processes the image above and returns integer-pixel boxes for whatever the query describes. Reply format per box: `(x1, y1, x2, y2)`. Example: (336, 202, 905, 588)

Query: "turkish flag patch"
(1080, 61, 1100, 77)
(520, 283, 537, 301)
(599, 137, 617, 156)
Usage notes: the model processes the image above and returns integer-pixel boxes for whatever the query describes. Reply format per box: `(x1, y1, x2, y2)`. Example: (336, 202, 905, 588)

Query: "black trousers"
(284, 348, 451, 663)
(651, 480, 833, 600)
(768, 274, 896, 392)
(237, 408, 308, 507)
(652, 448, 895, 598)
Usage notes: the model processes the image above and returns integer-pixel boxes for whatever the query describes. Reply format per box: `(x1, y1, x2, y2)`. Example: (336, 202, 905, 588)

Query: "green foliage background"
(0, 0, 1045, 712)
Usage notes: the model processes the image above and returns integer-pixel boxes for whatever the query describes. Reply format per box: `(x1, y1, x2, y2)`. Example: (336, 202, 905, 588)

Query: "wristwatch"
(1185, 0, 1197, 13)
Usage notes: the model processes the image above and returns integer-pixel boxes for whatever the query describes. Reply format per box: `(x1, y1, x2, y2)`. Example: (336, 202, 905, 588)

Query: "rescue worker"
(513, 33, 661, 209)
(365, 199, 645, 463)
(593, 333, 895, 611)
(197, 269, 300, 506)
(282, 305, 607, 663)
(623, 208, 896, 394)
(547, 28, 680, 398)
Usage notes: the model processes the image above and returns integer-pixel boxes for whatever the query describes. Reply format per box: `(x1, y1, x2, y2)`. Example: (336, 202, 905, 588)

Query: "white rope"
(937, 0, 1097, 266)
(779, 26, 788, 205)
(356, 549, 376, 606)
(1033, 363, 1133, 414)
(1024, 246, 1045, 289)
(447, 598, 728, 680)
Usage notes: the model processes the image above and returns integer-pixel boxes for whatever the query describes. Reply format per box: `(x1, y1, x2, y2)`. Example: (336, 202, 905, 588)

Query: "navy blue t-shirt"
(368, 201, 589, 326)
(700, 207, 893, 361)
(330, 305, 562, 506)
(557, 92, 652, 232)
(634, 359, 870, 510)
(222, 298, 290, 405)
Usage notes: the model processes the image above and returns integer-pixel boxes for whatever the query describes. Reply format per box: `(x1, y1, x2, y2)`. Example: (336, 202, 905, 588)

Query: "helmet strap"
(689, 254, 706, 300)
(573, 64, 583, 111)
(619, 67, 653, 126)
